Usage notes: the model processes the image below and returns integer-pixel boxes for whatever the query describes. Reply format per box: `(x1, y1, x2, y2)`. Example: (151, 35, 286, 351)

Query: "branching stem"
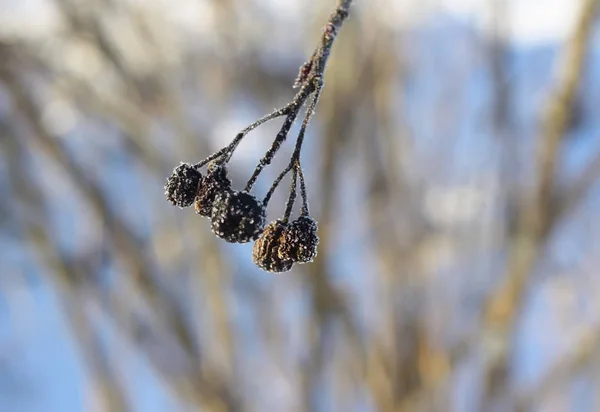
(194, 0, 354, 220)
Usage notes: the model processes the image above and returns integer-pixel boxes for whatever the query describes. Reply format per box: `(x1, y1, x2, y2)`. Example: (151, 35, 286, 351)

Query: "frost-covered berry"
(252, 220, 294, 273)
(165, 163, 202, 208)
(279, 215, 319, 263)
(195, 162, 231, 217)
(210, 190, 266, 243)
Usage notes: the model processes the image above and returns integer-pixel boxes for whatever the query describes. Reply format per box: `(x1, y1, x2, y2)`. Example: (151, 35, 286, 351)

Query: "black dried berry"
(252, 220, 294, 273)
(165, 163, 202, 208)
(195, 162, 231, 217)
(279, 215, 319, 263)
(211, 190, 266, 243)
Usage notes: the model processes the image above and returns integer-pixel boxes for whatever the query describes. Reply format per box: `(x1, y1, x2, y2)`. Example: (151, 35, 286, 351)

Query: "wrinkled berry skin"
(165, 163, 202, 208)
(195, 163, 231, 217)
(211, 190, 266, 243)
(252, 220, 294, 273)
(279, 215, 319, 263)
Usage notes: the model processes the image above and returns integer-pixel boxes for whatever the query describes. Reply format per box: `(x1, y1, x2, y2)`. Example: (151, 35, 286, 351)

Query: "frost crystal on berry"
(165, 163, 202, 208)
(195, 162, 231, 217)
(252, 220, 294, 273)
(210, 190, 266, 243)
(279, 215, 319, 263)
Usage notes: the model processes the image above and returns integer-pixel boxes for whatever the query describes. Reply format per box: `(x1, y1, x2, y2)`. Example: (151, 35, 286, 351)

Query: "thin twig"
(297, 163, 310, 216)
(195, 107, 290, 169)
(291, 79, 324, 163)
(241, 0, 353, 191)
(263, 162, 295, 206)
(283, 167, 298, 223)
(261, 81, 323, 212)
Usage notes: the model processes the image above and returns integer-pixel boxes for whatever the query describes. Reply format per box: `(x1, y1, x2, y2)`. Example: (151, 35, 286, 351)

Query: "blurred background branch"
(482, 0, 600, 406)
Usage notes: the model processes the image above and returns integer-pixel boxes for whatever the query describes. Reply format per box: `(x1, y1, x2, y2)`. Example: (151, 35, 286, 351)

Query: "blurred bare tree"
(1, 0, 600, 411)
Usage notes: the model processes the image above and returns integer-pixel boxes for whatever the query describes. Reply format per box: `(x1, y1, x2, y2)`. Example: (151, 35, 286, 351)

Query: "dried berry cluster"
(163, 83, 323, 274)
(165, 155, 319, 273)
(164, 0, 353, 273)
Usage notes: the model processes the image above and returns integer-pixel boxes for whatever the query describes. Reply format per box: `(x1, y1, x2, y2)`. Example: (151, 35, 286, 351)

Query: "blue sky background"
(1, 0, 600, 411)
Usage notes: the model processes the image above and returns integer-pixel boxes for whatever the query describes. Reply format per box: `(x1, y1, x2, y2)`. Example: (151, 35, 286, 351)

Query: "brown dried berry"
(252, 220, 294, 273)
(279, 215, 319, 263)
(195, 162, 231, 217)
(165, 163, 202, 208)
(210, 190, 266, 243)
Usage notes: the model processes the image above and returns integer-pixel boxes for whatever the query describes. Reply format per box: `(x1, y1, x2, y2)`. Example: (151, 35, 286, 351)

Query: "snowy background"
(0, 0, 599, 411)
